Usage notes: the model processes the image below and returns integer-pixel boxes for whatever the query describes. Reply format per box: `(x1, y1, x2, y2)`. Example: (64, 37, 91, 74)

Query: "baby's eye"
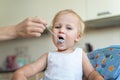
(54, 25, 61, 29)
(66, 27, 72, 30)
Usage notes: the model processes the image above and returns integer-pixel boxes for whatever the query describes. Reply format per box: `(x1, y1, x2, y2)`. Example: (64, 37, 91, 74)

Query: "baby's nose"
(59, 27, 65, 34)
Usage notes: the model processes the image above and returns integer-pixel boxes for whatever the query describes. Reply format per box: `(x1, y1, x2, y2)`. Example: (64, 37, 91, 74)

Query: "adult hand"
(15, 17, 47, 38)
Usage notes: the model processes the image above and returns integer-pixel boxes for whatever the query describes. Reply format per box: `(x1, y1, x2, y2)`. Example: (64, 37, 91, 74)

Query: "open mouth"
(59, 36, 64, 40)
(58, 36, 65, 43)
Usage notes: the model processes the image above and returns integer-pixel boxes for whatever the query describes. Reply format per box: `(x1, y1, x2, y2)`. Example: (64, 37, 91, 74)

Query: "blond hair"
(52, 9, 85, 36)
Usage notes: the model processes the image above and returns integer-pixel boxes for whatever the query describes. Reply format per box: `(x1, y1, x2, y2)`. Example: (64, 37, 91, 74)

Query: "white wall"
(79, 26, 120, 50)
(0, 0, 86, 26)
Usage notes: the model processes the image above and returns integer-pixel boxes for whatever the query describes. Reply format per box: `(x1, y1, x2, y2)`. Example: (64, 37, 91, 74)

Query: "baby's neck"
(57, 48, 74, 54)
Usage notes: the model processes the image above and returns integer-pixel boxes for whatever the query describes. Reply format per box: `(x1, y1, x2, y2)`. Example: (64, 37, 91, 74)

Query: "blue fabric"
(87, 45, 120, 80)
(116, 74, 120, 80)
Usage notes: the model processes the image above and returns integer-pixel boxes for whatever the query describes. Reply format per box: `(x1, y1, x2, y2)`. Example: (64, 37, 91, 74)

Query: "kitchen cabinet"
(86, 0, 120, 20)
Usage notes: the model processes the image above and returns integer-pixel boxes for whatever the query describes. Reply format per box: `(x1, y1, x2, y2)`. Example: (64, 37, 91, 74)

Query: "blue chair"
(87, 45, 120, 80)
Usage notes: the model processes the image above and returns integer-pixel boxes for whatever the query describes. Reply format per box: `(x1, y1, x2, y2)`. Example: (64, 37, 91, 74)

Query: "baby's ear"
(75, 34, 81, 42)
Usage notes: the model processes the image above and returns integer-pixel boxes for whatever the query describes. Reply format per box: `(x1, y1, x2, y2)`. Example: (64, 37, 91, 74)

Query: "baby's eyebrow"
(55, 23, 60, 25)
(66, 24, 73, 26)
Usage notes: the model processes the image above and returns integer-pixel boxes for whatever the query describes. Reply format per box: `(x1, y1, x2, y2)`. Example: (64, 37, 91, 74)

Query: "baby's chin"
(57, 47, 67, 52)
(57, 48, 74, 54)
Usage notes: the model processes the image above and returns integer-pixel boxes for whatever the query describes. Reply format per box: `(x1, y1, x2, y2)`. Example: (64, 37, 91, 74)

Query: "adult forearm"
(0, 17, 47, 41)
(0, 25, 17, 41)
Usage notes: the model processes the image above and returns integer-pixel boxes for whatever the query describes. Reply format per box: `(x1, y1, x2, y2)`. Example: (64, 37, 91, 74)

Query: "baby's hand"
(88, 70, 104, 80)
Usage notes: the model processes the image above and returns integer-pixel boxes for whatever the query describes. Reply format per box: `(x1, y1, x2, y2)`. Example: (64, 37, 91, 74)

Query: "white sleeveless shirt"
(41, 48, 83, 80)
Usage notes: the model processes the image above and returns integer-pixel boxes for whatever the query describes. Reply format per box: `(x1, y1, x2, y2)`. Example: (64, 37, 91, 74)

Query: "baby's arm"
(82, 52, 104, 80)
(11, 53, 48, 80)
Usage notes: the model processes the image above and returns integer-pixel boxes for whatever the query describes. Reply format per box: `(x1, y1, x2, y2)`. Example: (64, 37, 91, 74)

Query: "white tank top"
(41, 48, 83, 80)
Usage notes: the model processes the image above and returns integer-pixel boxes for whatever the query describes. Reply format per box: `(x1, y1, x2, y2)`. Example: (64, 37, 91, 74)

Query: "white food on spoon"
(46, 26, 65, 43)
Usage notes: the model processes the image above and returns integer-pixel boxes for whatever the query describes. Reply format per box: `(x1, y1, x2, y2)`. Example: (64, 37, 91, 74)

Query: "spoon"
(46, 26, 65, 43)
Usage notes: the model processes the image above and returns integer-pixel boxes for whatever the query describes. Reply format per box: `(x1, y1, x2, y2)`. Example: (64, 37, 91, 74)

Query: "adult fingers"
(26, 17, 48, 25)
(27, 32, 42, 37)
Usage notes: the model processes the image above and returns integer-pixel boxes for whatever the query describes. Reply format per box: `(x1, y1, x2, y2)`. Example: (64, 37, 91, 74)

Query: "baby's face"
(52, 13, 81, 52)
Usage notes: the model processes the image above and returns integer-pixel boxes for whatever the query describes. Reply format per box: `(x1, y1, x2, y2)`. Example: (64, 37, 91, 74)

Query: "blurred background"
(0, 0, 120, 79)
